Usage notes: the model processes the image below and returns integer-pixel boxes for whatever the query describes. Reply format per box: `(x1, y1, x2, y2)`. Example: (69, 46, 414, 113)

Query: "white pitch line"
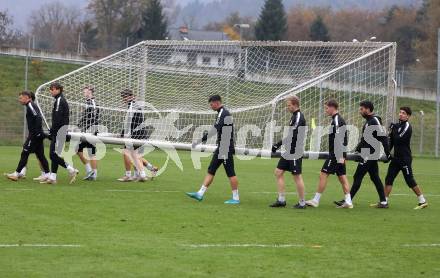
(181, 243, 321, 248)
(0, 244, 81, 248)
(251, 192, 298, 195)
(2, 188, 34, 191)
(391, 193, 440, 197)
(106, 189, 180, 193)
(402, 244, 440, 247)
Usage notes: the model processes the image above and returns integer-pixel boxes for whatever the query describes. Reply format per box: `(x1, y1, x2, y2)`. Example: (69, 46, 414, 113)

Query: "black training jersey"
(26, 102, 44, 139)
(329, 113, 348, 159)
(50, 93, 69, 135)
(122, 100, 146, 140)
(389, 120, 412, 159)
(78, 98, 99, 132)
(277, 109, 306, 154)
(355, 114, 390, 156)
(214, 106, 234, 152)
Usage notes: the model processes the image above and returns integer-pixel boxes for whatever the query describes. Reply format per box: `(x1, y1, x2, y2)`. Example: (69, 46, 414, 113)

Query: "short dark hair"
(400, 106, 412, 116)
(30, 92, 36, 101)
(19, 91, 33, 99)
(120, 89, 134, 98)
(359, 100, 374, 112)
(49, 82, 63, 93)
(325, 99, 339, 109)
(208, 95, 222, 102)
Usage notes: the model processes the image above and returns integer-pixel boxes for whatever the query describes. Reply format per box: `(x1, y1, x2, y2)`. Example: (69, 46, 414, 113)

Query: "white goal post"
(35, 40, 397, 159)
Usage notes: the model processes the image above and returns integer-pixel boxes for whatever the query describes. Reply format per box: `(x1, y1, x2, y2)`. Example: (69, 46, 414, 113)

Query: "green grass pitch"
(0, 145, 439, 277)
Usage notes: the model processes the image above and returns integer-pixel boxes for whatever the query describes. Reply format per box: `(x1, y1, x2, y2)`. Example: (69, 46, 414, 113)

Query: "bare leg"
(338, 175, 350, 194)
(412, 185, 423, 196)
(77, 152, 88, 165)
(123, 151, 132, 171)
(202, 174, 215, 188)
(229, 176, 238, 191)
(385, 185, 393, 198)
(274, 168, 286, 196)
(129, 150, 144, 172)
(90, 156, 97, 170)
(316, 172, 329, 193)
(293, 174, 305, 202)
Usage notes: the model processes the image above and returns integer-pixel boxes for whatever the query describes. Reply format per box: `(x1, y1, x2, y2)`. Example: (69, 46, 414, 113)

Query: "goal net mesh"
(35, 41, 396, 154)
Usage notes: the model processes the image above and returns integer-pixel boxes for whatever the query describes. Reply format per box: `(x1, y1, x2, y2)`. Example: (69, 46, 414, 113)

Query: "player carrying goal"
(186, 95, 240, 204)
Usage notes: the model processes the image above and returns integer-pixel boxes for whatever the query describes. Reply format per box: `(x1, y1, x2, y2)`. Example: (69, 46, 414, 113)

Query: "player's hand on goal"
(272, 142, 282, 153)
(201, 130, 208, 144)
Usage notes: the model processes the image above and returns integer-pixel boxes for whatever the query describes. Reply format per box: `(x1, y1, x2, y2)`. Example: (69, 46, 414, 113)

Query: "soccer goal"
(35, 40, 396, 158)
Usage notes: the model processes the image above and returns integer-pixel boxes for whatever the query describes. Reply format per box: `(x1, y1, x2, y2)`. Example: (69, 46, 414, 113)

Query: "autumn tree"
(0, 10, 22, 45)
(28, 1, 81, 52)
(414, 0, 440, 69)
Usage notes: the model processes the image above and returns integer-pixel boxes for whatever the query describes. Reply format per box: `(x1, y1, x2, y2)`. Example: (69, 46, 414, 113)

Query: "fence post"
(436, 29, 440, 157)
(419, 110, 424, 155)
(23, 36, 31, 142)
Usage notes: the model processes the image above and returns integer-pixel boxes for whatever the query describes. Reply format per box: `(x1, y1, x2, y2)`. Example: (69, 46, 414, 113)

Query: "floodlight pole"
(436, 28, 440, 157)
(23, 36, 31, 142)
(419, 110, 424, 155)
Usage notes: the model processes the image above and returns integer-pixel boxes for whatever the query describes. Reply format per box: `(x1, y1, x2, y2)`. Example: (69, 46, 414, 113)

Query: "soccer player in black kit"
(42, 82, 79, 184)
(384, 107, 428, 209)
(335, 100, 391, 208)
(186, 95, 240, 204)
(120, 89, 149, 182)
(5, 91, 50, 181)
(77, 86, 100, 181)
(270, 96, 307, 209)
(306, 99, 353, 208)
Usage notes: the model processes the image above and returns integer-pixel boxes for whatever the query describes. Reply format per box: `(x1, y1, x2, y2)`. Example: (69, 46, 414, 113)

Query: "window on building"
(202, 57, 211, 65)
(218, 57, 226, 66)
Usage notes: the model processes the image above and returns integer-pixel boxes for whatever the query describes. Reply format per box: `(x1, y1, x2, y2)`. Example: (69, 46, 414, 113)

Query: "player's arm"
(193, 112, 223, 146)
(62, 98, 70, 126)
(372, 117, 391, 159)
(28, 110, 41, 139)
(336, 119, 348, 163)
(398, 122, 412, 145)
(272, 113, 301, 153)
(388, 123, 395, 153)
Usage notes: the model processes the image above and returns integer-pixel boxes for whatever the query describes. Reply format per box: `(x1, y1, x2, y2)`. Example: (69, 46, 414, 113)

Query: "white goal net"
(35, 40, 396, 156)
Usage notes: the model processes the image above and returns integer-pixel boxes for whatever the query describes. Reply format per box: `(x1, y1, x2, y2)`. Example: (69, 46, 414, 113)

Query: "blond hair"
(286, 96, 300, 106)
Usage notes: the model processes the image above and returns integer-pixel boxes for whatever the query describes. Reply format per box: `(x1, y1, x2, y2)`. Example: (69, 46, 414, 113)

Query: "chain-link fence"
(0, 96, 25, 145)
(395, 70, 439, 157)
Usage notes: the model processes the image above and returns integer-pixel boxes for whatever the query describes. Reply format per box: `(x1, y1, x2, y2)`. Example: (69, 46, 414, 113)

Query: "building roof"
(167, 27, 230, 41)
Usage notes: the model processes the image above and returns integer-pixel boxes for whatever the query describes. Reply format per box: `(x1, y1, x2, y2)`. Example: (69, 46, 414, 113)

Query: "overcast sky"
(1, 0, 420, 31)
(0, 0, 216, 30)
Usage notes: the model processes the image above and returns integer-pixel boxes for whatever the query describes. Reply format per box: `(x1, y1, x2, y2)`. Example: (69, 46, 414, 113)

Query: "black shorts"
(78, 141, 96, 155)
(277, 157, 302, 175)
(385, 158, 417, 188)
(23, 136, 44, 153)
(207, 152, 236, 177)
(321, 158, 346, 176)
(124, 144, 144, 152)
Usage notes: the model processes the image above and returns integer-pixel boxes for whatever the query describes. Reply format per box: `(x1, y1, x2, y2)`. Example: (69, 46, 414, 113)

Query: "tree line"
(0, 0, 438, 70)
(0, 0, 170, 56)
